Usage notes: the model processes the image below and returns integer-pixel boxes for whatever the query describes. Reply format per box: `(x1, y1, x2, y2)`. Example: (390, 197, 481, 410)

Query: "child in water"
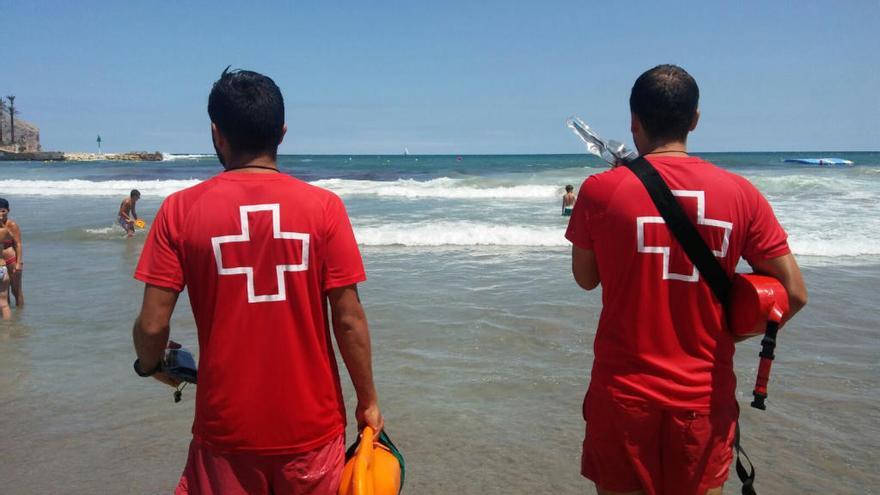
(562, 185, 576, 216)
(118, 189, 141, 237)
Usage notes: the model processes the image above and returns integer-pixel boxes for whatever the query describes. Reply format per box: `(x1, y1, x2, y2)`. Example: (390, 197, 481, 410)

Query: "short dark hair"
(629, 65, 699, 142)
(565, 185, 574, 192)
(208, 68, 285, 155)
(130, 189, 140, 198)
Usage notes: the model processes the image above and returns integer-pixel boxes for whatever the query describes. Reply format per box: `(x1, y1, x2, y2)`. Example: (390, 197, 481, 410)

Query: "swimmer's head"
(565, 185, 574, 193)
(130, 189, 141, 200)
(0, 197, 9, 211)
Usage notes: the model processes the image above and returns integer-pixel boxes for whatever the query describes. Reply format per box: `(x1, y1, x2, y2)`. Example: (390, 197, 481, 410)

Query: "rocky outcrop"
(0, 112, 40, 153)
(0, 107, 163, 161)
(0, 150, 163, 162)
(63, 151, 164, 161)
(0, 150, 64, 161)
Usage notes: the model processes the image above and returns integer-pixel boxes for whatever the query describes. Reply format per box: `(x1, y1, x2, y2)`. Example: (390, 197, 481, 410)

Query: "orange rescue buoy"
(338, 427, 404, 495)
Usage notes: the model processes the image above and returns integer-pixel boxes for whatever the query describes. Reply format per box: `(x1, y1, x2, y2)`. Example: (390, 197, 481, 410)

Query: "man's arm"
(750, 253, 808, 325)
(327, 284, 383, 432)
(572, 245, 600, 290)
(131, 201, 138, 221)
(133, 284, 180, 386)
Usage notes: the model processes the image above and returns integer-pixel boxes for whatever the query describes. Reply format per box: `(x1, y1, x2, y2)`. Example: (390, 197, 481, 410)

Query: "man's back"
(566, 155, 789, 409)
(136, 172, 365, 453)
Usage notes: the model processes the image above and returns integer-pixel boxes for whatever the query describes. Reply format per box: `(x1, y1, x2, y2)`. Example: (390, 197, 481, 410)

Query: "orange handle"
(354, 427, 376, 495)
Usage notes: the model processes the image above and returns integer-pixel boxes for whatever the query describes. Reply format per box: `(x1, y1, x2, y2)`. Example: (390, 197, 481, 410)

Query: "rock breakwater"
(0, 150, 164, 162)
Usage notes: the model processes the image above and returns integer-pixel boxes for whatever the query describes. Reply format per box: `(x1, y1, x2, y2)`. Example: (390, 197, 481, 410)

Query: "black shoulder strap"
(624, 157, 732, 303)
(624, 157, 757, 494)
(735, 423, 758, 495)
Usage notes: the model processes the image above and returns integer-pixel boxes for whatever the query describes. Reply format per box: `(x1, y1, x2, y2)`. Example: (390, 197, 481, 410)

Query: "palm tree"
(6, 96, 14, 145)
(0, 98, 5, 144)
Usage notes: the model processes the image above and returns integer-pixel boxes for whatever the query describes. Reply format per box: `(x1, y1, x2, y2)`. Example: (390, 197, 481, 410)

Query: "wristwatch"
(134, 358, 163, 377)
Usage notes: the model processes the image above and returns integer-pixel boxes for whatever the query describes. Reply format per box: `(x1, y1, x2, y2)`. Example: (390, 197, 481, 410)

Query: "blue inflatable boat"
(783, 158, 853, 165)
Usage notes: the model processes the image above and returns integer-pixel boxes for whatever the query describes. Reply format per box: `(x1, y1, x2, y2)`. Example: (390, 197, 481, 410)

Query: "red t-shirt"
(565, 156, 790, 410)
(135, 172, 366, 453)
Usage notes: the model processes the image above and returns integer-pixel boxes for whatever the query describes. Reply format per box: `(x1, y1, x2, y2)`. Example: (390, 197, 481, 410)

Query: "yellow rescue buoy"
(134, 219, 146, 229)
(338, 427, 404, 495)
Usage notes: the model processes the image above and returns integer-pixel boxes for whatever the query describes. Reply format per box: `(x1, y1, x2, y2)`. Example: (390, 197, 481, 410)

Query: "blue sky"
(7, 1, 879, 154)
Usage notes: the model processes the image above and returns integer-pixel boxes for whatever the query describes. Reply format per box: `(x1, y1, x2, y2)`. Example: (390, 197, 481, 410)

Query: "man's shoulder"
(582, 166, 631, 190)
(689, 157, 761, 196)
(577, 167, 633, 206)
(169, 174, 226, 201)
(289, 177, 347, 211)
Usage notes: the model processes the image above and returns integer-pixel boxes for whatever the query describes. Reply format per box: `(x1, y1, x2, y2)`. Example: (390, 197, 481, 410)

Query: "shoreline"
(0, 150, 163, 162)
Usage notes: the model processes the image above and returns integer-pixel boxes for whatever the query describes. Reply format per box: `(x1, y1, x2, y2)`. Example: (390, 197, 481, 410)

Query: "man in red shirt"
(566, 65, 807, 495)
(132, 68, 383, 494)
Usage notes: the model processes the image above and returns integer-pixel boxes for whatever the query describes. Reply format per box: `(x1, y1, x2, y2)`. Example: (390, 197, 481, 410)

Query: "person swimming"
(562, 184, 576, 216)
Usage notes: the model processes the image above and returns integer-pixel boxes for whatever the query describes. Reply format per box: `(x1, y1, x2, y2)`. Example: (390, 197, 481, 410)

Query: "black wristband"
(134, 358, 162, 377)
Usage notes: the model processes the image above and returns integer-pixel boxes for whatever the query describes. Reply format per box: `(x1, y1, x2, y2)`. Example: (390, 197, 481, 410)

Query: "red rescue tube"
(728, 274, 790, 410)
(728, 274, 788, 338)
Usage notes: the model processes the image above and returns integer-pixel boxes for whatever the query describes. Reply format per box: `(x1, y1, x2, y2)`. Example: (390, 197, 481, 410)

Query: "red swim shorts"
(581, 389, 737, 495)
(175, 434, 345, 495)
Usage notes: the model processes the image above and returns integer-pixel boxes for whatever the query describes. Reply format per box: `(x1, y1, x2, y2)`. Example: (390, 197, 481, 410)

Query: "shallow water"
(0, 153, 878, 493)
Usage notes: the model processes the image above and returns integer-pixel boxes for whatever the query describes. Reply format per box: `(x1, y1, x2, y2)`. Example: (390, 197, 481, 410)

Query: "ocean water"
(0, 152, 878, 493)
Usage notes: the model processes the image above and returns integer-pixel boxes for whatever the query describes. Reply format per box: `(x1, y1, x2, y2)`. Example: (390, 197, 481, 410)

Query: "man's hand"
(356, 401, 384, 433)
(750, 253, 808, 325)
(14, 261, 21, 271)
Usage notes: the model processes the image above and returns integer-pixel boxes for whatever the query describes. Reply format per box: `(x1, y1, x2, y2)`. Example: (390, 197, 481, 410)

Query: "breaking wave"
(352, 221, 880, 259)
(0, 179, 202, 197)
(161, 153, 212, 161)
(355, 222, 569, 247)
(0, 177, 562, 200)
(313, 178, 560, 199)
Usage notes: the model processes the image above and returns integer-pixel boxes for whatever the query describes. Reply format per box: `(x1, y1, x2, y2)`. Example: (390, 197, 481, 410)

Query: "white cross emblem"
(637, 190, 732, 282)
(211, 204, 310, 303)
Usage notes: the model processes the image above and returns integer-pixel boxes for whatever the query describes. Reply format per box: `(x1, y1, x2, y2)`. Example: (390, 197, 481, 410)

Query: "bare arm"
(328, 284, 383, 432)
(118, 199, 132, 221)
(133, 284, 180, 386)
(750, 253, 808, 325)
(131, 201, 138, 221)
(572, 245, 600, 290)
(8, 221, 22, 268)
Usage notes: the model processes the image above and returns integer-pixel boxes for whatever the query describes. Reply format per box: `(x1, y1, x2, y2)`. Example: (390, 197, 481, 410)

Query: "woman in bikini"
(0, 223, 12, 319)
(0, 198, 22, 308)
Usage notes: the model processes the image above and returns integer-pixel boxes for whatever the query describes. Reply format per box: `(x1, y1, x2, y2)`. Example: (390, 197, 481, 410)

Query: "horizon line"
(152, 150, 880, 157)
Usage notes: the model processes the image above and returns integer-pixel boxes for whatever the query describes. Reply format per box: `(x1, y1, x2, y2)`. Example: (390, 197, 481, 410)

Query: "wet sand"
(0, 245, 877, 494)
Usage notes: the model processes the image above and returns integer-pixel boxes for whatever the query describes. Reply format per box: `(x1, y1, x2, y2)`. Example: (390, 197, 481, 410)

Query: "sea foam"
(161, 153, 213, 161)
(354, 222, 568, 247)
(0, 177, 562, 200)
(313, 178, 560, 199)
(0, 179, 202, 197)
